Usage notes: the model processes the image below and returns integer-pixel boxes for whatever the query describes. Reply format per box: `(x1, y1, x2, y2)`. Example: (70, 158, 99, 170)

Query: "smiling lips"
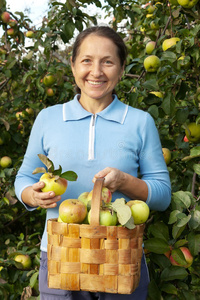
(87, 80, 105, 86)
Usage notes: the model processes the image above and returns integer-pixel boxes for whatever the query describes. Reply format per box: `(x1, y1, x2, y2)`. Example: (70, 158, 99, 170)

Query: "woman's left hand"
(92, 167, 125, 193)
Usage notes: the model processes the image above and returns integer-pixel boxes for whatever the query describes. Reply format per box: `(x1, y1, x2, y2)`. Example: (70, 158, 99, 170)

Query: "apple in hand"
(87, 187, 112, 204)
(59, 199, 87, 223)
(170, 247, 193, 268)
(144, 55, 161, 72)
(0, 156, 12, 168)
(162, 148, 171, 165)
(130, 200, 150, 225)
(14, 254, 32, 269)
(88, 208, 118, 226)
(185, 122, 200, 143)
(39, 173, 67, 196)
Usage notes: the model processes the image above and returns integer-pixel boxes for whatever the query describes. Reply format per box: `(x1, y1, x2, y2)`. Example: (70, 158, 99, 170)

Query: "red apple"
(170, 247, 193, 268)
(183, 135, 189, 142)
(7, 28, 15, 36)
(8, 19, 17, 27)
(39, 172, 67, 196)
(87, 187, 112, 204)
(59, 199, 87, 223)
(46, 88, 54, 96)
(1, 12, 10, 23)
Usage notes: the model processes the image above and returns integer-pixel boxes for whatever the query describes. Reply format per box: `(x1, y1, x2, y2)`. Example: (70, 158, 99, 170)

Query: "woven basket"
(47, 178, 145, 294)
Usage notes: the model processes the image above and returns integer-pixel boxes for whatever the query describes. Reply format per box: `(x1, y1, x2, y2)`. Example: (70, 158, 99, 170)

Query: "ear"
(119, 64, 125, 81)
(70, 56, 75, 76)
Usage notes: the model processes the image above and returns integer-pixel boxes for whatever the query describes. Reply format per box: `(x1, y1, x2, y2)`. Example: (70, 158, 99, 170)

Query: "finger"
(37, 195, 61, 208)
(32, 181, 45, 191)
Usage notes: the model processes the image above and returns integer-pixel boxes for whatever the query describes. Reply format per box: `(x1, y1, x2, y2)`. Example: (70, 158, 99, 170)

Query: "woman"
(15, 26, 171, 300)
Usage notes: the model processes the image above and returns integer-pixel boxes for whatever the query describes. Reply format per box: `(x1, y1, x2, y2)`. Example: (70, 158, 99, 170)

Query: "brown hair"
(71, 26, 127, 94)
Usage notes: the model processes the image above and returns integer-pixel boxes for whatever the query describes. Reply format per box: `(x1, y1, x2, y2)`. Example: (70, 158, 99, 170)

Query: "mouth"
(87, 80, 105, 86)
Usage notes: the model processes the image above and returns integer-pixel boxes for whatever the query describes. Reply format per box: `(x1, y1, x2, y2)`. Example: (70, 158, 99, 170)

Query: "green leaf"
(148, 279, 161, 300)
(168, 210, 181, 224)
(142, 79, 159, 90)
(177, 215, 191, 227)
(22, 70, 36, 84)
(148, 221, 169, 241)
(161, 283, 178, 295)
(193, 164, 200, 175)
(60, 170, 78, 181)
(53, 165, 62, 177)
(29, 271, 39, 288)
(189, 210, 200, 230)
(188, 232, 200, 256)
(123, 216, 135, 229)
(173, 191, 191, 209)
(6, 59, 17, 70)
(144, 238, 170, 254)
(161, 266, 188, 281)
(171, 248, 187, 266)
(148, 105, 159, 119)
(161, 51, 177, 62)
(172, 223, 186, 239)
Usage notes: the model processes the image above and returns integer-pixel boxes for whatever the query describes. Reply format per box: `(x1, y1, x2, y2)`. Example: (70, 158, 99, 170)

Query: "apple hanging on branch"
(32, 154, 78, 196)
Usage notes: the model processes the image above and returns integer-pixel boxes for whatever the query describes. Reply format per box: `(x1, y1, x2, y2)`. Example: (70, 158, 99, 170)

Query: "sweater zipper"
(88, 114, 96, 160)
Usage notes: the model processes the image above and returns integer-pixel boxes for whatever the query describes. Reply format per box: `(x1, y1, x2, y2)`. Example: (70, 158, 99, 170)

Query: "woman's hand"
(21, 181, 61, 209)
(92, 167, 148, 201)
(92, 167, 125, 193)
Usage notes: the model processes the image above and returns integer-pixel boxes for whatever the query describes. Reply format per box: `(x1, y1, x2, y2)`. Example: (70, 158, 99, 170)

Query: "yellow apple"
(130, 200, 150, 225)
(39, 173, 68, 196)
(14, 254, 32, 269)
(78, 192, 89, 206)
(162, 37, 180, 51)
(0, 156, 12, 168)
(162, 148, 171, 165)
(145, 41, 156, 55)
(144, 55, 161, 72)
(177, 0, 199, 8)
(59, 199, 87, 223)
(26, 31, 34, 38)
(185, 123, 200, 143)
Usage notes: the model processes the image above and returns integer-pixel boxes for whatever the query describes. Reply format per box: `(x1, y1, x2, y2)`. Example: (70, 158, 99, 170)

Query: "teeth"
(88, 81, 103, 85)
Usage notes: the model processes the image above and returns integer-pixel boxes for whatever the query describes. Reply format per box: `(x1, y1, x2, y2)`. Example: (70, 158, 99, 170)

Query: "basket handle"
(90, 177, 105, 226)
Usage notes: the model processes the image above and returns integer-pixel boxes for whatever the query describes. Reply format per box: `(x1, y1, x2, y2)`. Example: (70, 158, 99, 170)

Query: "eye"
(104, 60, 113, 65)
(82, 58, 91, 63)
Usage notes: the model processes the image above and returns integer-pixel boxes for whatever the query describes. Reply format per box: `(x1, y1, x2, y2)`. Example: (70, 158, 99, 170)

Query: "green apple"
(145, 3, 155, 13)
(177, 0, 198, 8)
(150, 91, 163, 98)
(78, 192, 89, 206)
(168, 0, 179, 5)
(144, 55, 161, 72)
(26, 31, 34, 38)
(14, 254, 32, 269)
(0, 156, 12, 168)
(130, 200, 150, 225)
(185, 122, 200, 143)
(150, 21, 159, 30)
(88, 208, 118, 226)
(162, 37, 180, 51)
(145, 41, 156, 54)
(1, 11, 10, 23)
(43, 74, 56, 87)
(162, 148, 171, 165)
(59, 199, 87, 223)
(39, 172, 68, 196)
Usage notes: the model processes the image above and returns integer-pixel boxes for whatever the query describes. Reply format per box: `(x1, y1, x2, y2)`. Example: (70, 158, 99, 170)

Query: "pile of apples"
(58, 187, 150, 228)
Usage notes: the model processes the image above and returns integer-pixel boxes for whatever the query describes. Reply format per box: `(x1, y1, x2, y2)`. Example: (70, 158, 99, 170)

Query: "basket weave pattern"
(47, 178, 145, 294)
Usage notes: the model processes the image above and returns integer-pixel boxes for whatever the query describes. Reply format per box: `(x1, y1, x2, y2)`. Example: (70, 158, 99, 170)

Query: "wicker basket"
(47, 178, 145, 294)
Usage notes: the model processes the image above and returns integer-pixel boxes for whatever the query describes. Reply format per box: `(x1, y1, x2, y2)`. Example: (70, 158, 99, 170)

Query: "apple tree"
(0, 0, 200, 298)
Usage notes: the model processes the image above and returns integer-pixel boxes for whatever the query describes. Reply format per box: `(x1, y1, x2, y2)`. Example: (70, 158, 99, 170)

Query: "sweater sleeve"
(14, 109, 47, 211)
(139, 113, 171, 211)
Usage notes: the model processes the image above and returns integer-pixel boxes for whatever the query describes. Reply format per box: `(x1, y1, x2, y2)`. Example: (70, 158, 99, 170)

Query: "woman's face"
(71, 34, 124, 107)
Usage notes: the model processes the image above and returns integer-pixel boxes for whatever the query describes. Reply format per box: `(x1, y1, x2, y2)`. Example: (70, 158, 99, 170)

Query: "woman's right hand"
(21, 181, 61, 209)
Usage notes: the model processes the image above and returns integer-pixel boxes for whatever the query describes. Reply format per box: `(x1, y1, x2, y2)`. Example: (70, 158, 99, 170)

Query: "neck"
(78, 95, 113, 114)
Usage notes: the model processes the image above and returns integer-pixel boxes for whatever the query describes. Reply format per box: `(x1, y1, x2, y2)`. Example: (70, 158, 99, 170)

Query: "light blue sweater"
(15, 95, 171, 251)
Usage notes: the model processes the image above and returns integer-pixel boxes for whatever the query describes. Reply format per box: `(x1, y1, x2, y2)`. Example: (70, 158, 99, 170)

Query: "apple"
(39, 172, 67, 196)
(150, 91, 163, 98)
(145, 41, 156, 54)
(59, 199, 87, 223)
(183, 135, 189, 142)
(7, 28, 15, 36)
(164, 246, 172, 259)
(1, 12, 10, 23)
(43, 74, 56, 87)
(78, 192, 89, 206)
(162, 148, 171, 165)
(168, 0, 179, 5)
(145, 3, 155, 13)
(0, 137, 4, 145)
(144, 55, 161, 72)
(88, 208, 118, 226)
(26, 31, 34, 38)
(16, 111, 23, 120)
(162, 37, 180, 51)
(0, 156, 12, 168)
(185, 122, 200, 143)
(170, 247, 193, 268)
(130, 200, 150, 225)
(57, 216, 64, 222)
(25, 107, 34, 115)
(87, 186, 112, 204)
(46, 88, 54, 97)
(9, 19, 17, 27)
(177, 0, 198, 8)
(14, 254, 32, 269)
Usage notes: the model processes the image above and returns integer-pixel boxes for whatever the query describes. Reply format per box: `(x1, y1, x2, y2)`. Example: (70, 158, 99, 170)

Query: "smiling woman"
(15, 25, 171, 300)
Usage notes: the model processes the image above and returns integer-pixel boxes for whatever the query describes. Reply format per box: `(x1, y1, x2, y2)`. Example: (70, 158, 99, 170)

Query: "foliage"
(0, 0, 200, 298)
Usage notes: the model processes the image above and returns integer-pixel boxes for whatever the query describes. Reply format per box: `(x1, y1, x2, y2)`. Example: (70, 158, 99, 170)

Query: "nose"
(91, 61, 102, 77)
